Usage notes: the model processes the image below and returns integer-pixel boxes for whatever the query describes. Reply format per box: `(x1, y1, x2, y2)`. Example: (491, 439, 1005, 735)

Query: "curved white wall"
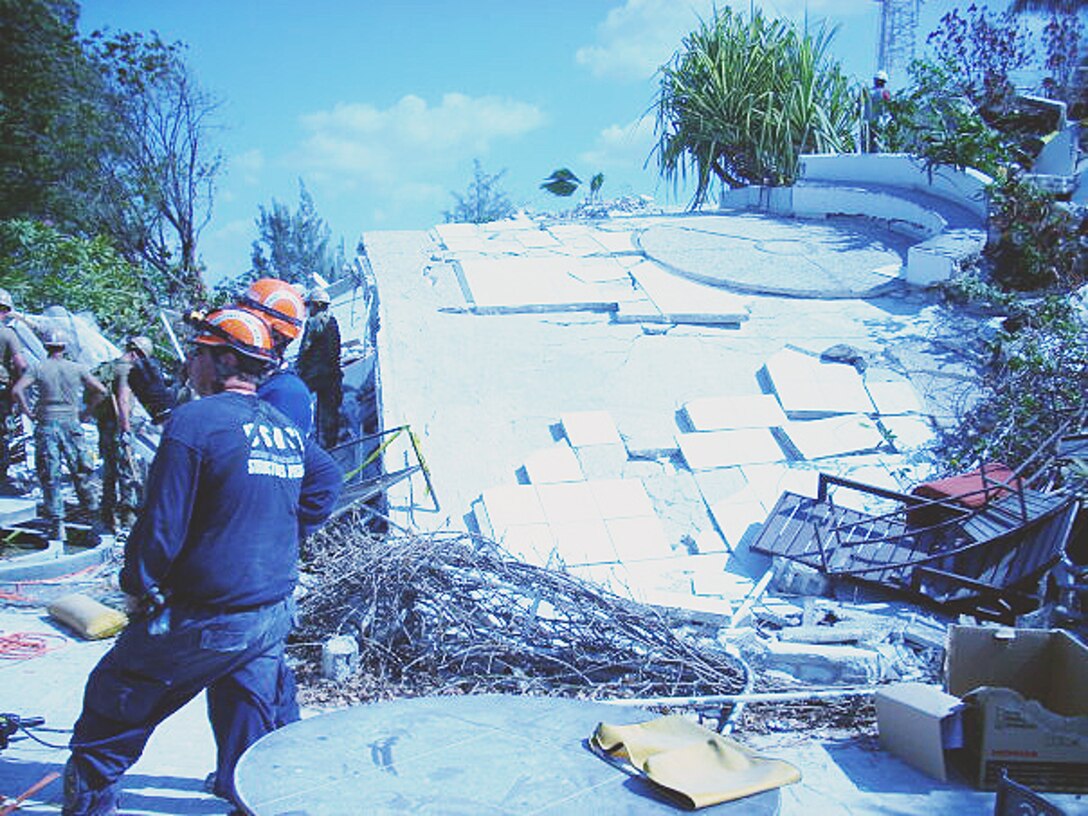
(799, 153, 991, 221)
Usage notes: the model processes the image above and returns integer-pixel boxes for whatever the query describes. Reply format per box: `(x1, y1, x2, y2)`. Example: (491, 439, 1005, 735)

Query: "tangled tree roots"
(293, 515, 746, 707)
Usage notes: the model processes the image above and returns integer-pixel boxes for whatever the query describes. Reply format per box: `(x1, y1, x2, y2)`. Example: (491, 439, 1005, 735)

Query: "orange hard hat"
(239, 278, 305, 340)
(191, 307, 276, 363)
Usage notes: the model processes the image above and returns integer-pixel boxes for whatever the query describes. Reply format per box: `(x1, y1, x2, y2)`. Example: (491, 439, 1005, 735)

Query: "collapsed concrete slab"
(764, 346, 874, 417)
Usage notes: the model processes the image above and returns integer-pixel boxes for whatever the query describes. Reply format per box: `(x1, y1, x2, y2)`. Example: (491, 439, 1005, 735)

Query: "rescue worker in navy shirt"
(238, 277, 313, 435)
(232, 278, 314, 738)
(63, 307, 342, 816)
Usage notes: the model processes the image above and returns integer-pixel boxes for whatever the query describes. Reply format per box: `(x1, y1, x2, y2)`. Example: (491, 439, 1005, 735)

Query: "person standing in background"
(125, 335, 176, 426)
(297, 287, 342, 449)
(92, 339, 146, 533)
(12, 329, 107, 541)
(0, 288, 28, 494)
(863, 69, 892, 153)
(238, 278, 313, 434)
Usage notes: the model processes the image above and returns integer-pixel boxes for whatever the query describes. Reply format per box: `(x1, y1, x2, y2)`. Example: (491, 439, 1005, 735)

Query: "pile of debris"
(292, 514, 910, 736)
(293, 514, 745, 708)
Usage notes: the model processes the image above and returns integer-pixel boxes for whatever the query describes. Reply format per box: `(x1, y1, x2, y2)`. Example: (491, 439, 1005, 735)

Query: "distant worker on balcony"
(297, 287, 342, 449)
(863, 69, 892, 153)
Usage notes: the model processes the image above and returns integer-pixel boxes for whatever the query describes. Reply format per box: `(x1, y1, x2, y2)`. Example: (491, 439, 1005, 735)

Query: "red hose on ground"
(0, 771, 62, 814)
(0, 631, 67, 660)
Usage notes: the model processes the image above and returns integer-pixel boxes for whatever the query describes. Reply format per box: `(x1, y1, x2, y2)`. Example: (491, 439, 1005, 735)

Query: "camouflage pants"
(0, 387, 12, 482)
(97, 417, 141, 524)
(35, 417, 96, 522)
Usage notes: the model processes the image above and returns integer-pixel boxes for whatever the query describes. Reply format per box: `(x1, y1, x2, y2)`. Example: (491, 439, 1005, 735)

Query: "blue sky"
(77, 1, 968, 281)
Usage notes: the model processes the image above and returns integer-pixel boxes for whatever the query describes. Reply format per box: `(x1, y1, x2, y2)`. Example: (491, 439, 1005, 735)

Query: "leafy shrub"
(883, 58, 1012, 177)
(939, 275, 1086, 473)
(0, 218, 150, 337)
(926, 3, 1034, 117)
(651, 7, 855, 205)
(987, 174, 1087, 291)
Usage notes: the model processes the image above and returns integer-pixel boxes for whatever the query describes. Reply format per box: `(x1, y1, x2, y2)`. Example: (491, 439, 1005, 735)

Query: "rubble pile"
(728, 598, 948, 735)
(293, 513, 746, 708)
(740, 598, 947, 686)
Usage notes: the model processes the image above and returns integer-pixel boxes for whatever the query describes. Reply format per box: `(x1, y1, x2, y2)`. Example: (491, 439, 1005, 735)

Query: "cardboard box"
(946, 625, 1088, 792)
(875, 682, 965, 781)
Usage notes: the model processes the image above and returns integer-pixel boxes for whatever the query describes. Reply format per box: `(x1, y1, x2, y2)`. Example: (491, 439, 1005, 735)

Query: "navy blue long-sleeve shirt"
(258, 368, 313, 435)
(121, 392, 341, 609)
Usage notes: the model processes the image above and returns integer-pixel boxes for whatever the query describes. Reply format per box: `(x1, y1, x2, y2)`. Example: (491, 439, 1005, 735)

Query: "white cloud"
(295, 93, 546, 184)
(579, 115, 656, 171)
(576, 0, 708, 80)
(577, 0, 873, 80)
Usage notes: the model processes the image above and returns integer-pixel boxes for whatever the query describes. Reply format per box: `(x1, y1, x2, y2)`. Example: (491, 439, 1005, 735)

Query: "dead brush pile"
(291, 513, 746, 708)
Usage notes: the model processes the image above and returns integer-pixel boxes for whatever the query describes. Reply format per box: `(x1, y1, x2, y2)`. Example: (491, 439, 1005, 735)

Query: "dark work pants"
(64, 597, 293, 815)
(205, 636, 301, 800)
(313, 378, 342, 450)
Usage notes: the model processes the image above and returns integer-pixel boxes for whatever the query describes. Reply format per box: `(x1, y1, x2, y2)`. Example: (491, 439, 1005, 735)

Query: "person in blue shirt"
(229, 278, 315, 751)
(238, 277, 312, 435)
(63, 307, 342, 816)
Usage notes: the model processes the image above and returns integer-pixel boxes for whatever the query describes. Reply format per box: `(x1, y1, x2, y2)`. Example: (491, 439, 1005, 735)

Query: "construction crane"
(874, 0, 921, 84)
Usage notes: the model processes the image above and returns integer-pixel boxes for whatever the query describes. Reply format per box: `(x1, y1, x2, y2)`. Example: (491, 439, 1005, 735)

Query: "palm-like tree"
(650, 7, 856, 207)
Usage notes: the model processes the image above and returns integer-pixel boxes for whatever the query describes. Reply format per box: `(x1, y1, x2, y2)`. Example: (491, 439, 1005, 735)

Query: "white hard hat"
(875, 70, 889, 82)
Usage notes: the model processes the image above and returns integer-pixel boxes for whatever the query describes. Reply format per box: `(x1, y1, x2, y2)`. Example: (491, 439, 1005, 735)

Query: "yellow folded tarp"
(592, 715, 801, 809)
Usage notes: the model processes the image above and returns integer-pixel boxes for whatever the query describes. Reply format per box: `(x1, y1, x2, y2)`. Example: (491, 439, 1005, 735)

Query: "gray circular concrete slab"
(634, 213, 912, 298)
(236, 694, 782, 814)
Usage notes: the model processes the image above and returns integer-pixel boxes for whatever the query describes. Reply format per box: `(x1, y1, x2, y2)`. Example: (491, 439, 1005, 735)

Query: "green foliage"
(589, 173, 605, 199)
(0, 219, 151, 337)
(541, 168, 606, 202)
(986, 174, 1086, 291)
(0, 2, 220, 310)
(1039, 11, 1086, 116)
(939, 275, 1086, 472)
(883, 58, 1012, 177)
(1010, 0, 1082, 11)
(247, 180, 345, 287)
(541, 168, 581, 197)
(0, 0, 108, 230)
(444, 160, 515, 224)
(651, 7, 856, 205)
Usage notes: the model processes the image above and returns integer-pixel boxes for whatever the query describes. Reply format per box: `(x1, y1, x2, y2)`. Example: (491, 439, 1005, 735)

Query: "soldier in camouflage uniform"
(0, 289, 28, 493)
(94, 338, 146, 532)
(12, 330, 108, 540)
